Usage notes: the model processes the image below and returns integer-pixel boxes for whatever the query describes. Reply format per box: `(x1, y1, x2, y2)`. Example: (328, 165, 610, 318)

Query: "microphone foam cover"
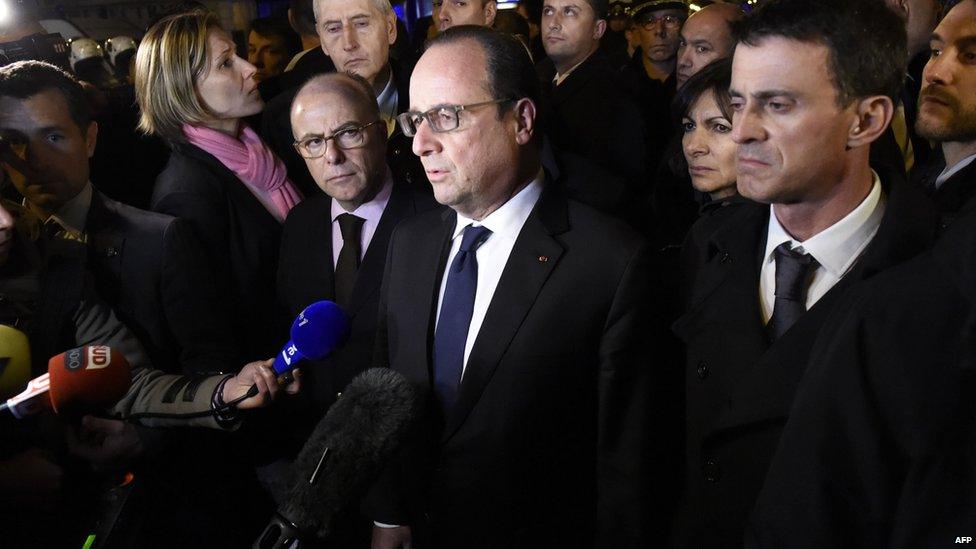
(280, 367, 419, 539)
(0, 325, 31, 400)
(48, 346, 131, 415)
(291, 301, 349, 360)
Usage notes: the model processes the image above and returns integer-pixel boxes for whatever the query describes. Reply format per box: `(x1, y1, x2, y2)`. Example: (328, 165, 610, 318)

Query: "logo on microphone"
(298, 312, 309, 328)
(86, 346, 111, 370)
(281, 343, 299, 366)
(66, 347, 84, 371)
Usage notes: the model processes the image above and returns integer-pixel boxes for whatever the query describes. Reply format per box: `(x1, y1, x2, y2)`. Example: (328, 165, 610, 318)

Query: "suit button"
(106, 247, 119, 257)
(703, 459, 721, 483)
(696, 361, 709, 380)
(720, 252, 733, 264)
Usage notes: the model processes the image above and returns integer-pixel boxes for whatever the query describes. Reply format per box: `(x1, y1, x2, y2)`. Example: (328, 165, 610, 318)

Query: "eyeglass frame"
(292, 120, 385, 159)
(396, 97, 516, 137)
(638, 13, 684, 30)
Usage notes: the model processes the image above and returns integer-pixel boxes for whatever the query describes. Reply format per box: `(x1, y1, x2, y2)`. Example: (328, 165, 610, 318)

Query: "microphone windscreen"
(48, 346, 131, 415)
(280, 368, 419, 539)
(291, 301, 349, 360)
(0, 325, 30, 400)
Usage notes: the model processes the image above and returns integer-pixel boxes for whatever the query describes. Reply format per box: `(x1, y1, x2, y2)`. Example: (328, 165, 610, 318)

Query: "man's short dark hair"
(290, 0, 317, 36)
(250, 15, 303, 56)
(587, 0, 609, 19)
(427, 25, 540, 119)
(0, 60, 92, 131)
(733, 0, 907, 104)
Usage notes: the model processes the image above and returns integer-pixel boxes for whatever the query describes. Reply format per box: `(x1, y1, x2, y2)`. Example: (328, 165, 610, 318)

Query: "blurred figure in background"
(248, 15, 302, 83)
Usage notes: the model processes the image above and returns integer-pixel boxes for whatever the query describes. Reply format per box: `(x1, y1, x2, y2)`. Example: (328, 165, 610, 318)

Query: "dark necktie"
(334, 213, 365, 308)
(432, 224, 493, 416)
(766, 242, 819, 342)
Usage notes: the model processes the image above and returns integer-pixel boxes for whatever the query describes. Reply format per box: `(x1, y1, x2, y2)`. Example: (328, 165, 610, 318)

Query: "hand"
(222, 359, 302, 410)
(66, 415, 144, 472)
(371, 525, 413, 549)
(0, 447, 63, 511)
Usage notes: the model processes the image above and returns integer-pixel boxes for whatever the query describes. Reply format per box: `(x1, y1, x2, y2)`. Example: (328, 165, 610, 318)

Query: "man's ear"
(387, 10, 398, 45)
(846, 95, 894, 150)
(85, 121, 99, 159)
(512, 98, 536, 145)
(484, 0, 498, 27)
(594, 18, 607, 40)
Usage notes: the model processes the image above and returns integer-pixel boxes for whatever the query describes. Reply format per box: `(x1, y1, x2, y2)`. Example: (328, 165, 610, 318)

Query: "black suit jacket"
(259, 59, 419, 196)
(746, 194, 976, 549)
(86, 190, 236, 374)
(537, 52, 647, 201)
(277, 177, 438, 416)
(368, 182, 656, 548)
(151, 142, 284, 362)
(914, 151, 976, 233)
(669, 166, 938, 549)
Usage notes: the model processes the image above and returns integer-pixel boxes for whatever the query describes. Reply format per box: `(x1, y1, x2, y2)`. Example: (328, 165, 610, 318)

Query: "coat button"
(703, 459, 721, 483)
(106, 247, 119, 257)
(720, 252, 733, 264)
(696, 361, 709, 380)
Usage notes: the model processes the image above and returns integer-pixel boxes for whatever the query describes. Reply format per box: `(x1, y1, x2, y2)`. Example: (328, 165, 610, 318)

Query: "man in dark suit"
(748, 3, 976, 545)
(535, 0, 647, 215)
(911, 0, 976, 231)
(260, 0, 419, 196)
(0, 60, 235, 375)
(669, 1, 938, 547)
(278, 72, 436, 420)
(368, 26, 654, 549)
(257, 0, 336, 102)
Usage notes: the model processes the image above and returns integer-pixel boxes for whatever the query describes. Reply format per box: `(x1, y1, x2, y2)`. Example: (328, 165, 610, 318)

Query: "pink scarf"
(182, 123, 302, 222)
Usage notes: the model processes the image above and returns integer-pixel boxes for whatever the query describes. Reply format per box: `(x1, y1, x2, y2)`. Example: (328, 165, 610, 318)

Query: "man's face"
(676, 6, 736, 86)
(291, 87, 388, 208)
(247, 30, 289, 82)
(409, 41, 527, 218)
(315, 0, 396, 84)
(637, 8, 685, 63)
(542, 0, 605, 70)
(0, 89, 96, 214)
(730, 37, 857, 205)
(916, 0, 976, 144)
(434, 0, 497, 32)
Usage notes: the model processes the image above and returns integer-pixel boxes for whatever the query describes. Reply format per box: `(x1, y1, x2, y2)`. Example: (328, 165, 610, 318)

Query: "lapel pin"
(538, 255, 549, 263)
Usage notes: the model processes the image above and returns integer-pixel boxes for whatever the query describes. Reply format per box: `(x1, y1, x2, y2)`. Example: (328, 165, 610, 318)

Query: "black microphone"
(254, 368, 419, 548)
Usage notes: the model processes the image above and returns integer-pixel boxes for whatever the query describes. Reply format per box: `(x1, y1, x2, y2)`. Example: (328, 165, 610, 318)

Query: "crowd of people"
(0, 0, 972, 546)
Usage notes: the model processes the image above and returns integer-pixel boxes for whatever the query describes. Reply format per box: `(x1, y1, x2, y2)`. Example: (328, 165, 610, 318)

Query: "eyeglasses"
(292, 120, 383, 159)
(396, 98, 514, 137)
(639, 14, 683, 30)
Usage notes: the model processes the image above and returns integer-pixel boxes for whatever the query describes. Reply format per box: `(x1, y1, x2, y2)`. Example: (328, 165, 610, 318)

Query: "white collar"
(452, 169, 545, 241)
(936, 152, 976, 189)
(330, 169, 394, 222)
(764, 171, 885, 279)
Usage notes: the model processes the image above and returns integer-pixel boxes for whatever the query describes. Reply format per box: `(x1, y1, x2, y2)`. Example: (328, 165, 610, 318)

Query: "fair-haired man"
(368, 25, 653, 549)
(434, 0, 497, 32)
(675, 2, 742, 87)
(671, 0, 937, 547)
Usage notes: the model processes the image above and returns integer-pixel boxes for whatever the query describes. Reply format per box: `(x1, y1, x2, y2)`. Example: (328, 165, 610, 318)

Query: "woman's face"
(195, 28, 264, 132)
(682, 90, 737, 200)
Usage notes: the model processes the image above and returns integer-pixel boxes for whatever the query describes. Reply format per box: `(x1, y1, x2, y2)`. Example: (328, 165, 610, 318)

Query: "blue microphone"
(272, 301, 350, 375)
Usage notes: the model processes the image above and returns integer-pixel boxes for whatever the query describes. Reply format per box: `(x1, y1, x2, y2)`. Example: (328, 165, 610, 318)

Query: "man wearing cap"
(622, 0, 688, 172)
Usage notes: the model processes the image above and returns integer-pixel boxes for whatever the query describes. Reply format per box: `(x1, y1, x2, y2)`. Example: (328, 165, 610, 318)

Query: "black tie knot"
(337, 213, 365, 243)
(772, 242, 818, 302)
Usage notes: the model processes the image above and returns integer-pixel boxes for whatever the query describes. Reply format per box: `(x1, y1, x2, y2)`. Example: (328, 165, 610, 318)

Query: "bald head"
(676, 3, 742, 87)
(291, 72, 389, 210)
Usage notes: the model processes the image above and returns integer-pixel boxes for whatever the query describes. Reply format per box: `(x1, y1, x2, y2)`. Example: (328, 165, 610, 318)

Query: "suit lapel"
(346, 183, 412, 316)
(85, 192, 125, 275)
(307, 196, 336, 304)
(442, 185, 567, 442)
(550, 54, 599, 108)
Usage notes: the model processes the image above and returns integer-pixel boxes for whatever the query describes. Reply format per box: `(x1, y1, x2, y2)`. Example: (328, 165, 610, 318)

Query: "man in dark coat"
(367, 26, 654, 549)
(535, 0, 647, 216)
(669, 1, 938, 547)
(748, 3, 976, 546)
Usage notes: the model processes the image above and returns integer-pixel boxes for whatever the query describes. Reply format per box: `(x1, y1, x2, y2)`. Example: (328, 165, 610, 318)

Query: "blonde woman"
(136, 10, 301, 360)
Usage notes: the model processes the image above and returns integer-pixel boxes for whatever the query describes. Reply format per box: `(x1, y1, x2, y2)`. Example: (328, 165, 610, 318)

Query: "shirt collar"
(375, 68, 399, 135)
(452, 168, 545, 241)
(553, 52, 593, 87)
(284, 46, 316, 72)
(28, 182, 93, 235)
(936, 152, 976, 189)
(764, 171, 885, 278)
(330, 169, 394, 223)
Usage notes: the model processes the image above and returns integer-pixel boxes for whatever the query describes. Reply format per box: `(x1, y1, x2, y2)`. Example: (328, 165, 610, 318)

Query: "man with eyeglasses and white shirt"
(365, 25, 656, 549)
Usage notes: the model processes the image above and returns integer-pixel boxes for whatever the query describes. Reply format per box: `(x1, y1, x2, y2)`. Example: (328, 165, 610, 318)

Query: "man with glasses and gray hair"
(366, 24, 656, 549)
